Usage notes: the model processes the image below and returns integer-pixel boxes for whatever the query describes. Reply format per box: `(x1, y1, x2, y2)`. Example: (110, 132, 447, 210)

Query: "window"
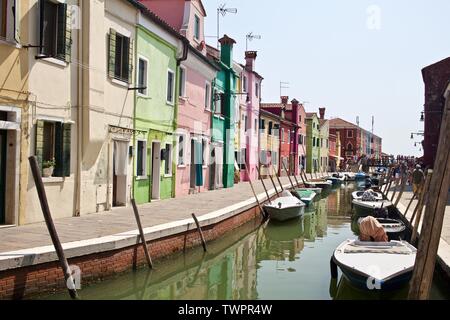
(347, 130, 353, 138)
(39, 0, 72, 62)
(179, 67, 186, 97)
(254, 119, 258, 133)
(214, 90, 224, 116)
(312, 137, 315, 147)
(205, 82, 211, 109)
(137, 57, 148, 96)
(260, 119, 266, 131)
(244, 115, 248, 131)
(177, 135, 185, 166)
(240, 148, 247, 169)
(108, 29, 132, 83)
(299, 134, 303, 145)
(281, 128, 285, 143)
(194, 15, 200, 40)
(268, 121, 273, 135)
(166, 69, 175, 104)
(321, 138, 323, 147)
(273, 124, 280, 137)
(242, 76, 247, 93)
(164, 144, 172, 175)
(35, 120, 71, 177)
(255, 82, 259, 97)
(136, 140, 147, 177)
(272, 151, 278, 166)
(1, 0, 19, 42)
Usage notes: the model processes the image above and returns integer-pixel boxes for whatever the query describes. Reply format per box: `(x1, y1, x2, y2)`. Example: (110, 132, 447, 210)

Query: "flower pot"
(43, 167, 54, 178)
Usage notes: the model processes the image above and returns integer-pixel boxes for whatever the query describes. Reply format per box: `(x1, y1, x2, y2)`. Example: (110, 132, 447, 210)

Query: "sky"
(202, 0, 450, 157)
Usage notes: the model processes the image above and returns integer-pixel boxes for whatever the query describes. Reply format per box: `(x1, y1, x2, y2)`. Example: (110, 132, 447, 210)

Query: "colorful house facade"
(318, 108, 329, 173)
(305, 112, 320, 173)
(259, 110, 280, 177)
(132, 8, 186, 203)
(206, 36, 238, 189)
(141, 0, 220, 196)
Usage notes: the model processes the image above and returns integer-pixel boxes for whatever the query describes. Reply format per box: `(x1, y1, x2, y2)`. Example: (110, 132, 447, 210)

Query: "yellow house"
(0, 0, 30, 225)
(259, 110, 280, 177)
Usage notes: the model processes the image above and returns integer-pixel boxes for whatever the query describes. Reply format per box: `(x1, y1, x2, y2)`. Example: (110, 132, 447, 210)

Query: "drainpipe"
(171, 39, 189, 198)
(74, 0, 83, 217)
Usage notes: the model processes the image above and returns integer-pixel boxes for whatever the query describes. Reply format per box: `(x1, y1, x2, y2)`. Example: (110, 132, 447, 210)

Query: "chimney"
(291, 99, 299, 124)
(319, 107, 326, 120)
(245, 51, 257, 71)
(281, 96, 289, 105)
(218, 35, 236, 68)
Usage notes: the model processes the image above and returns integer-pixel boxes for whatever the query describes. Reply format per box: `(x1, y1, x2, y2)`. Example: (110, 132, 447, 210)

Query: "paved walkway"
(0, 176, 301, 254)
(387, 185, 450, 275)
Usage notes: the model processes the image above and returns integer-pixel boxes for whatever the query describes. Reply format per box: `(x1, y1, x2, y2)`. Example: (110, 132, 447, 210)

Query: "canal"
(40, 183, 450, 300)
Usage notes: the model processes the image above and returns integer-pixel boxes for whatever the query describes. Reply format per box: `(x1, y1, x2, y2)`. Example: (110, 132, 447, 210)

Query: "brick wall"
(0, 206, 262, 300)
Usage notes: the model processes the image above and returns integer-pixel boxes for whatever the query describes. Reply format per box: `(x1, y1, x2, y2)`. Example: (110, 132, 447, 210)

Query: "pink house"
(236, 51, 264, 181)
(140, 0, 219, 196)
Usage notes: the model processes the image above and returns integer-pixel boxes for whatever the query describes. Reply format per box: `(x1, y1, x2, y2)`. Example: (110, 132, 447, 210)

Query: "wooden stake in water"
(408, 99, 450, 300)
(256, 164, 271, 203)
(131, 199, 153, 269)
(28, 156, 79, 300)
(191, 213, 207, 252)
(268, 165, 280, 197)
(281, 161, 295, 190)
(410, 170, 433, 244)
(244, 160, 266, 219)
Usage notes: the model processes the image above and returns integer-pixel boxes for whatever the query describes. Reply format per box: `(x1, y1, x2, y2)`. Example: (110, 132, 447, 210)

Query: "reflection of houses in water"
(258, 219, 305, 262)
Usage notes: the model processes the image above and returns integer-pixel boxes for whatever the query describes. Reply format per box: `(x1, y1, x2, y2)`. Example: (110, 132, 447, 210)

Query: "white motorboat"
(332, 239, 416, 291)
(352, 199, 392, 217)
(263, 191, 306, 222)
(351, 190, 383, 201)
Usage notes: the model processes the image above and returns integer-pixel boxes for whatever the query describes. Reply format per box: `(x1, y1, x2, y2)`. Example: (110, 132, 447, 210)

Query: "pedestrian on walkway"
(412, 164, 424, 196)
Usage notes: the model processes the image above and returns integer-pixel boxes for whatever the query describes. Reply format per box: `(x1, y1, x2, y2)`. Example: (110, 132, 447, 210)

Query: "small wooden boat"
(264, 191, 306, 222)
(327, 176, 344, 185)
(305, 180, 332, 189)
(356, 217, 407, 241)
(351, 190, 383, 201)
(343, 172, 356, 181)
(292, 189, 317, 206)
(352, 199, 392, 217)
(297, 187, 322, 195)
(332, 239, 416, 291)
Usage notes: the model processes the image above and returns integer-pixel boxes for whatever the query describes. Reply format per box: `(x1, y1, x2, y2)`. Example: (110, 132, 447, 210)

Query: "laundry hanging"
(114, 140, 129, 176)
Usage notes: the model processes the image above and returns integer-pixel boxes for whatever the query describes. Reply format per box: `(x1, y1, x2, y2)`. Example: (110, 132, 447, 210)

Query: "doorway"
(190, 139, 196, 189)
(0, 130, 6, 224)
(151, 141, 161, 200)
(113, 140, 128, 207)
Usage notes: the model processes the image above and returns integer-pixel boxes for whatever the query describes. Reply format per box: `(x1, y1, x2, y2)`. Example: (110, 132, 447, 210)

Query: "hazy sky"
(202, 0, 450, 156)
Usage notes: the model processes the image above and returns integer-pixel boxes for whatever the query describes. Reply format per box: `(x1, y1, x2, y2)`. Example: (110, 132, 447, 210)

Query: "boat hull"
(352, 200, 392, 217)
(264, 204, 305, 222)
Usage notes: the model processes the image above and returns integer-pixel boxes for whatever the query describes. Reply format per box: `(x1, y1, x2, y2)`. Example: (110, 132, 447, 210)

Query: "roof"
(206, 44, 220, 61)
(319, 119, 329, 127)
(329, 117, 382, 139)
(305, 112, 318, 119)
(422, 56, 450, 75)
(238, 63, 264, 80)
(125, 0, 186, 41)
(260, 109, 281, 121)
(261, 103, 293, 111)
(188, 43, 221, 71)
(189, 0, 207, 17)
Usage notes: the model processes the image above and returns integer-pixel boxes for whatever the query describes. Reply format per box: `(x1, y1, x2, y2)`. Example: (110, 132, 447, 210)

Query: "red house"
(421, 57, 450, 168)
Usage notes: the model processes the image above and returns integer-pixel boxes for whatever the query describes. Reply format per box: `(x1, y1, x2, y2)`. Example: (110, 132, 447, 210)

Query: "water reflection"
(40, 183, 449, 300)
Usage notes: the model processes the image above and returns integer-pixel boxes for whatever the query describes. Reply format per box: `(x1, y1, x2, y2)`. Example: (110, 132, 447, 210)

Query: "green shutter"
(56, 3, 68, 61)
(35, 120, 45, 172)
(63, 123, 71, 177)
(54, 122, 63, 177)
(108, 28, 117, 79)
(128, 38, 133, 84)
(64, 4, 72, 62)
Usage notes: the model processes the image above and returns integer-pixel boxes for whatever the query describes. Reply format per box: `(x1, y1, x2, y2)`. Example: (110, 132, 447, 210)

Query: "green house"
(132, 14, 184, 204)
(305, 113, 320, 173)
(207, 35, 238, 189)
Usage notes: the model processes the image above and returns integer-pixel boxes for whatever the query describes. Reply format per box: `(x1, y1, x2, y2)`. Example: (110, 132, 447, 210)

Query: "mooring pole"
(28, 156, 79, 300)
(268, 165, 280, 197)
(191, 213, 207, 252)
(408, 100, 450, 300)
(281, 161, 295, 190)
(131, 199, 153, 269)
(256, 164, 271, 203)
(273, 164, 284, 192)
(244, 160, 266, 219)
(410, 170, 433, 244)
(292, 167, 300, 187)
(394, 172, 408, 207)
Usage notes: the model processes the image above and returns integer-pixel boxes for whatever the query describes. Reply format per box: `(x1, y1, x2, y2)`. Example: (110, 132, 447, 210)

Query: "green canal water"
(41, 183, 450, 300)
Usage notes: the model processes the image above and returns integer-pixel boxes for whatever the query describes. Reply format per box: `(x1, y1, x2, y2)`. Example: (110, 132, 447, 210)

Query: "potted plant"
(42, 158, 56, 177)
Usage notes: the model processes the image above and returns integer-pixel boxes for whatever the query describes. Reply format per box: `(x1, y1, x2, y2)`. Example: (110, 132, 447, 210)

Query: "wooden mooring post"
(191, 213, 207, 252)
(281, 161, 295, 190)
(131, 199, 153, 269)
(28, 156, 79, 300)
(394, 172, 409, 207)
(410, 170, 433, 244)
(273, 164, 285, 192)
(256, 164, 271, 204)
(268, 165, 280, 197)
(408, 99, 450, 300)
(244, 160, 266, 220)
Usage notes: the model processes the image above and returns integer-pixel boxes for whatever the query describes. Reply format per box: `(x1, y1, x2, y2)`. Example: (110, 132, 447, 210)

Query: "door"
(0, 130, 7, 224)
(113, 140, 129, 207)
(151, 142, 161, 200)
(190, 139, 196, 189)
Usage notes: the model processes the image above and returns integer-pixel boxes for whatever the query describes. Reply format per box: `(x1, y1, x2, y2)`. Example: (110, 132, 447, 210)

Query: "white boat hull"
(264, 194, 306, 222)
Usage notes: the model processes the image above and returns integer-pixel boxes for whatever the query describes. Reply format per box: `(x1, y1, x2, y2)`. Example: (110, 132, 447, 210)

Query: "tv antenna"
(217, 4, 237, 49)
(246, 32, 261, 51)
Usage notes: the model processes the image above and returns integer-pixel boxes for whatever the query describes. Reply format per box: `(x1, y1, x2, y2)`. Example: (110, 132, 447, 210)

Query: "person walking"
(412, 164, 425, 196)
